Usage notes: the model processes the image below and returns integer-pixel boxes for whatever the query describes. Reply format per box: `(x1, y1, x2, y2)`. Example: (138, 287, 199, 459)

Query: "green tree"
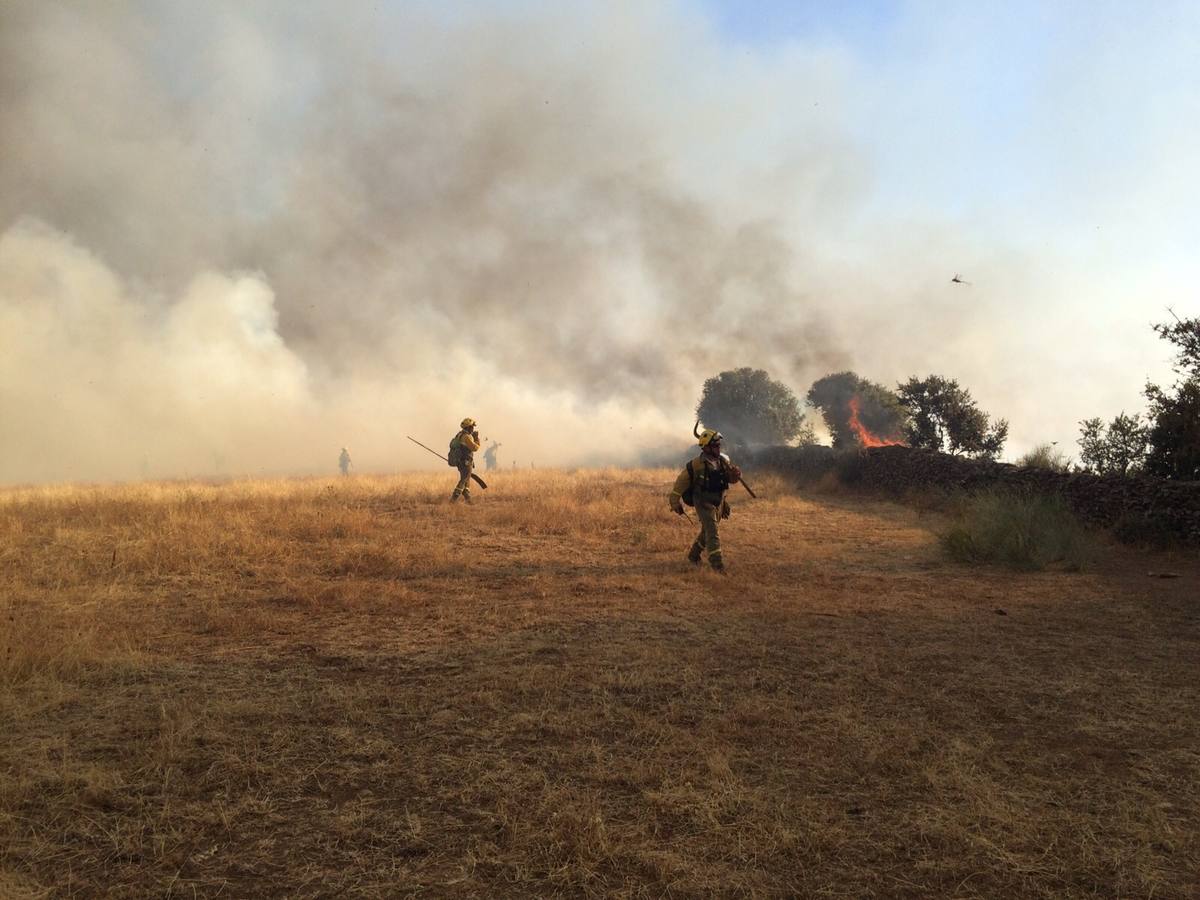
(806, 372, 908, 449)
(1144, 382, 1200, 480)
(1143, 313, 1200, 480)
(897, 375, 1008, 459)
(1151, 312, 1200, 379)
(1077, 413, 1149, 476)
(696, 367, 806, 446)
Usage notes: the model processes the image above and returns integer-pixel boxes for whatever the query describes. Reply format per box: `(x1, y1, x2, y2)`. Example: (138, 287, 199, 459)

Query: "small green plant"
(940, 489, 1095, 571)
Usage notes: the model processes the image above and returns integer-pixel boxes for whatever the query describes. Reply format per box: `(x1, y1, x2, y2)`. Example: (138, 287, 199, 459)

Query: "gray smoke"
(1, 1, 865, 482)
(6, 2, 1180, 484)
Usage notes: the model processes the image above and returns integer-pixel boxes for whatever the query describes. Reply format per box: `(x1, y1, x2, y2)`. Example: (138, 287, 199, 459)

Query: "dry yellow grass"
(1, 468, 1197, 897)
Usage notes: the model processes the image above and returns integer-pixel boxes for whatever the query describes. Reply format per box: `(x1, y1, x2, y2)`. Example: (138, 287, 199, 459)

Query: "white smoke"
(0, 221, 307, 481)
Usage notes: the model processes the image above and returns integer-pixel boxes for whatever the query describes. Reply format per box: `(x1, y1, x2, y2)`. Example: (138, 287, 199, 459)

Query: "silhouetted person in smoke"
(483, 440, 501, 471)
(338, 447, 352, 476)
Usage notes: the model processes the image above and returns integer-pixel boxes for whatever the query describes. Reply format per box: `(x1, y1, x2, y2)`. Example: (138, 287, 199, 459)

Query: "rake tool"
(406, 435, 488, 489)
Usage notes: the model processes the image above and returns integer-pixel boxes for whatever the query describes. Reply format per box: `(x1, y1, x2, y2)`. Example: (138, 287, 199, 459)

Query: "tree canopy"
(1077, 413, 1148, 476)
(897, 375, 1008, 459)
(696, 367, 806, 446)
(1143, 313, 1200, 480)
(1153, 313, 1200, 380)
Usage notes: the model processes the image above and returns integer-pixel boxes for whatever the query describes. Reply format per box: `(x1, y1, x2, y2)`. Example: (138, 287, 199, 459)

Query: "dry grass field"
(1, 469, 1197, 898)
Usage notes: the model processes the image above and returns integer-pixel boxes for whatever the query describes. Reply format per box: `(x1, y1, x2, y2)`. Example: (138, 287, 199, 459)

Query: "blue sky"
(690, 0, 1199, 450)
(698, 0, 899, 51)
(697, 1, 1197, 227)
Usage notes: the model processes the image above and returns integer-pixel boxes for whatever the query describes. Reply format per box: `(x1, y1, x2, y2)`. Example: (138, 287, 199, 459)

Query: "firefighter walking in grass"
(669, 426, 742, 573)
(449, 418, 481, 503)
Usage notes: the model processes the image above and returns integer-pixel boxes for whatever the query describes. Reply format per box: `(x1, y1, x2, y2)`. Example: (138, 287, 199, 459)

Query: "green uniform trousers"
(452, 463, 473, 499)
(688, 493, 726, 570)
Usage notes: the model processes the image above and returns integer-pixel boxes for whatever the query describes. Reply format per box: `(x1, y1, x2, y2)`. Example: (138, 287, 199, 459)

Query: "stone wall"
(755, 444, 1200, 545)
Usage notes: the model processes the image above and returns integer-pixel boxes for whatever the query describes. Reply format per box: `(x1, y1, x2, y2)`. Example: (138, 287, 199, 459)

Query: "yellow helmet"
(698, 428, 722, 448)
(461, 417, 476, 429)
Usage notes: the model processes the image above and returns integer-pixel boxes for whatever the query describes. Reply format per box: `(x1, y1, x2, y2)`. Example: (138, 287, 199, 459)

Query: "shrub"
(940, 489, 1094, 571)
(1111, 512, 1183, 549)
(833, 451, 869, 485)
(1017, 443, 1072, 472)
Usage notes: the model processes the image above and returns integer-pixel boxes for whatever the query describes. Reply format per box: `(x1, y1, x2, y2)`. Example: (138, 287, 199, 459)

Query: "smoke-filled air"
(2, 1, 1196, 483)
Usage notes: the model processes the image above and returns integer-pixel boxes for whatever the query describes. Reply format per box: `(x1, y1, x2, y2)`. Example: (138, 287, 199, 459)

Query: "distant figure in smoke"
(669, 425, 742, 573)
(483, 440, 502, 471)
(338, 447, 352, 476)
(449, 418, 481, 503)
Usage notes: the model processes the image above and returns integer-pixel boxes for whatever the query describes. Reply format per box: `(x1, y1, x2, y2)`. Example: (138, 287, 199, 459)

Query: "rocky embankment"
(755, 444, 1200, 545)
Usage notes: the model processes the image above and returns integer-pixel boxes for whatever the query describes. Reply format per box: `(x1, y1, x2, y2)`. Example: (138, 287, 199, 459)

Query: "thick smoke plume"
(5, 2, 1184, 483)
(0, 2, 860, 483)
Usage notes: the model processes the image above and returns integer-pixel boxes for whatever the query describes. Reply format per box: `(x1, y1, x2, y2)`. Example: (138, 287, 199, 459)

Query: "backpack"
(447, 436, 462, 467)
(681, 459, 697, 507)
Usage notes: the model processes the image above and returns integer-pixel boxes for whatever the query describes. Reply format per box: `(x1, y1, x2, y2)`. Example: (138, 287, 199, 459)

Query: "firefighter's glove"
(670, 498, 684, 516)
(728, 465, 742, 484)
(721, 500, 731, 520)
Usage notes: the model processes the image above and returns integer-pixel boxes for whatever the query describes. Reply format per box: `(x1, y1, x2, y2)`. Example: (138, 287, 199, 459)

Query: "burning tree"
(806, 372, 908, 449)
(897, 375, 1008, 459)
(695, 367, 808, 446)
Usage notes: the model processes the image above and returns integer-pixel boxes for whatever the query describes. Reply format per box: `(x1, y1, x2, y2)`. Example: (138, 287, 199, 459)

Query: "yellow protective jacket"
(670, 453, 734, 508)
(454, 429, 480, 465)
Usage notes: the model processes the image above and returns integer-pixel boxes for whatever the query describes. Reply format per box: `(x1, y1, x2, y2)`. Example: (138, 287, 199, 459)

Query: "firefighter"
(669, 427, 742, 572)
(338, 447, 352, 477)
(483, 440, 502, 471)
(450, 418, 481, 503)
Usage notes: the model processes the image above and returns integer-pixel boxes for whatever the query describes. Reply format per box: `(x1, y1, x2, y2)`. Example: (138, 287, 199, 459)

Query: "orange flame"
(848, 395, 905, 448)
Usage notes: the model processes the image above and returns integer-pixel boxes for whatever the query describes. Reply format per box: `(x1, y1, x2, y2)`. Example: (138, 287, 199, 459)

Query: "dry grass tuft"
(1, 468, 1197, 896)
(941, 489, 1097, 571)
